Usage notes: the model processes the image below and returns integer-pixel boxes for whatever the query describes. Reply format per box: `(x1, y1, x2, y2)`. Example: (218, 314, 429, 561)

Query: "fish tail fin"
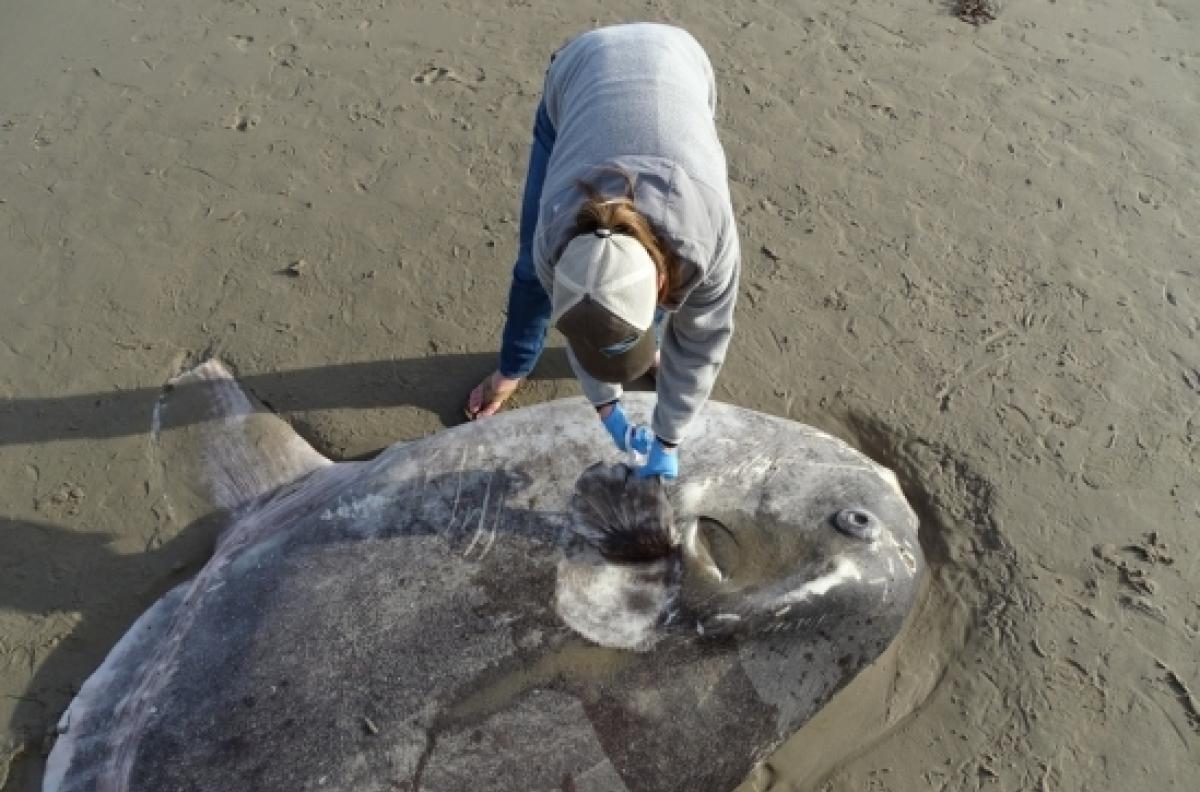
(154, 358, 330, 513)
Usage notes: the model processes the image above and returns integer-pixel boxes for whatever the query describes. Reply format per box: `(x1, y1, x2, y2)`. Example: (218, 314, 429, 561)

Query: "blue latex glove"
(599, 402, 653, 455)
(636, 438, 679, 480)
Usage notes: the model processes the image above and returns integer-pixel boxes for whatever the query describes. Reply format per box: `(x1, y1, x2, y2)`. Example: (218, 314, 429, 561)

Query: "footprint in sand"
(411, 64, 483, 90)
(269, 42, 299, 65)
(222, 112, 260, 132)
(228, 34, 255, 52)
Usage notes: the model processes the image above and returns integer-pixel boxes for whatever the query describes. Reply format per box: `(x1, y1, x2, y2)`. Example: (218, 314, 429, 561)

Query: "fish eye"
(833, 508, 881, 541)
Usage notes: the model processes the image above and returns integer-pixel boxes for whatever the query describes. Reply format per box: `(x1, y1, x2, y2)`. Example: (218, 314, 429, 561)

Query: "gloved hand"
(636, 438, 679, 480)
(599, 402, 653, 455)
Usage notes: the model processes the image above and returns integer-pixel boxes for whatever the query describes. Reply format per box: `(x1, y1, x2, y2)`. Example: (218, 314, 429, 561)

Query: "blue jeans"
(498, 101, 557, 379)
(497, 101, 667, 379)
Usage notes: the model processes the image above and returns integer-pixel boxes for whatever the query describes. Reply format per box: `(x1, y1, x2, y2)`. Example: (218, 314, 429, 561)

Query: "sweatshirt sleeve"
(651, 216, 740, 445)
(566, 345, 624, 407)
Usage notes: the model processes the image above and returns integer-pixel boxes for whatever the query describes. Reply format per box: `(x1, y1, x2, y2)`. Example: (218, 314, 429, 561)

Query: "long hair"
(572, 173, 681, 302)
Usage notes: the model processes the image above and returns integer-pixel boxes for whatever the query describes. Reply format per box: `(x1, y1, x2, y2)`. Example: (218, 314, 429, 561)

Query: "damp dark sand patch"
(737, 412, 1030, 790)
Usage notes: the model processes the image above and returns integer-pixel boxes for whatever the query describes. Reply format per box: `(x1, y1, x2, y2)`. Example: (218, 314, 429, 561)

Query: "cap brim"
(556, 294, 657, 384)
(567, 328, 657, 384)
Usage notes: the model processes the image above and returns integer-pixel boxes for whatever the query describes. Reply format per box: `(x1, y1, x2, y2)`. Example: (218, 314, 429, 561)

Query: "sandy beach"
(2, 0, 1197, 789)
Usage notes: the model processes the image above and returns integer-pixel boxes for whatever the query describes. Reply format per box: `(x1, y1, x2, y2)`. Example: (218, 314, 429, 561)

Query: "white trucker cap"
(551, 229, 658, 383)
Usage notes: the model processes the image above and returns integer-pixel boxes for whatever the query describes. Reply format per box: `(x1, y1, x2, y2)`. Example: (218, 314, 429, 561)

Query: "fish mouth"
(683, 555, 869, 638)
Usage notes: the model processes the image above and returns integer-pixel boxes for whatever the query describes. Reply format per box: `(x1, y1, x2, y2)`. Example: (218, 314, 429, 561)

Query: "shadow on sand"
(0, 349, 592, 449)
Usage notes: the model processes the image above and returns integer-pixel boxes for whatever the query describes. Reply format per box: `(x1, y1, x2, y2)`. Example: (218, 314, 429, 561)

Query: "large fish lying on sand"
(44, 360, 923, 792)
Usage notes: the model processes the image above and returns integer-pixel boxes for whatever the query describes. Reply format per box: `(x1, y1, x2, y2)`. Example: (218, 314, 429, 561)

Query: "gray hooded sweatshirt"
(532, 23, 741, 445)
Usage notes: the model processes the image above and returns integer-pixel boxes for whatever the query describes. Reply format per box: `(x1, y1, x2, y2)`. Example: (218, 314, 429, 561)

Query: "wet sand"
(2, 0, 1197, 789)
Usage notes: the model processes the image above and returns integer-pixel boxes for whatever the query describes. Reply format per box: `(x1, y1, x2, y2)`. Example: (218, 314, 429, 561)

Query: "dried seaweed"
(953, 0, 999, 25)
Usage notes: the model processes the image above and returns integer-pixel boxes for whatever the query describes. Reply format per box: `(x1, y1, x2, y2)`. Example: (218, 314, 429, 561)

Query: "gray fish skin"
(45, 361, 923, 792)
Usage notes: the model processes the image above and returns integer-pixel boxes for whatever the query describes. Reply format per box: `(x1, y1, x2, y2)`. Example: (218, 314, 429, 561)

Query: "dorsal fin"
(153, 359, 331, 514)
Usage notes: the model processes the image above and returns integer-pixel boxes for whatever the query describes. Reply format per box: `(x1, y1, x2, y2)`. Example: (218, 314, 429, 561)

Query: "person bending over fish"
(465, 23, 741, 481)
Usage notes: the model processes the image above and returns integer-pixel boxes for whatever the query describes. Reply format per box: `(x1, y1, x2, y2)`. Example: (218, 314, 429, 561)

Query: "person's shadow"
(0, 350, 656, 790)
(0, 350, 582, 450)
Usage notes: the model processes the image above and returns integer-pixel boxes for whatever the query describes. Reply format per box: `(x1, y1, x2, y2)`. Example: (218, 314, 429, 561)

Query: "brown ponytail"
(573, 174, 681, 303)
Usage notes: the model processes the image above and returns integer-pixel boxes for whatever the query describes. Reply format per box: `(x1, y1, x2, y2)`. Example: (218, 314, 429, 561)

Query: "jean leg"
(499, 101, 557, 379)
